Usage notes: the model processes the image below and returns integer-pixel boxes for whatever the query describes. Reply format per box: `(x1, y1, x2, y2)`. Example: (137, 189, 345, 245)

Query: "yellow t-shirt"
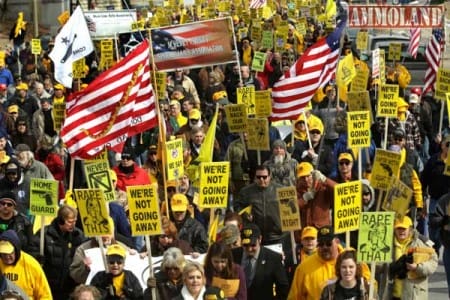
(113, 272, 125, 297)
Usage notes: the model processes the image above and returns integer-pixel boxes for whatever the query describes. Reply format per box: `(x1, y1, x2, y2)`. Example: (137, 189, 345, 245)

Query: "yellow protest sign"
(224, 104, 248, 133)
(277, 186, 301, 231)
(199, 162, 229, 208)
(72, 58, 86, 79)
(334, 181, 361, 233)
(379, 49, 386, 84)
(52, 100, 66, 131)
(347, 111, 371, 148)
(274, 31, 286, 52)
(85, 149, 108, 163)
(165, 138, 184, 181)
(131, 20, 146, 30)
(247, 118, 270, 150)
(435, 68, 450, 101)
(350, 67, 369, 92)
(261, 31, 274, 50)
(357, 212, 395, 263)
(75, 189, 111, 237)
(31, 39, 41, 55)
(155, 72, 167, 100)
(356, 31, 368, 50)
(251, 25, 262, 42)
(237, 86, 255, 115)
(388, 43, 402, 61)
(251, 52, 267, 72)
(84, 159, 115, 202)
(377, 84, 399, 118)
(255, 90, 272, 118)
(382, 176, 413, 218)
(127, 185, 162, 236)
(370, 149, 401, 190)
(211, 277, 239, 298)
(447, 93, 450, 127)
(30, 178, 58, 216)
(57, 10, 70, 25)
(347, 91, 371, 113)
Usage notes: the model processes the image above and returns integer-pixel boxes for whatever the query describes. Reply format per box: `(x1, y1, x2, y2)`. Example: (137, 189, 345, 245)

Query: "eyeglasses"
(0, 201, 13, 207)
(5, 171, 18, 176)
(339, 160, 351, 166)
(310, 130, 321, 135)
(108, 258, 124, 265)
(256, 175, 268, 180)
(318, 241, 333, 247)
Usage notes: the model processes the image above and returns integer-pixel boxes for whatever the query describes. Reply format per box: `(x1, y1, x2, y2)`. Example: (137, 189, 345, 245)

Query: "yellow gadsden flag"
(326, 0, 337, 19)
(337, 53, 356, 88)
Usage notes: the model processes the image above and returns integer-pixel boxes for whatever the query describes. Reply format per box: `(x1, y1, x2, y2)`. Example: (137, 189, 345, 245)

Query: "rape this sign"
(127, 185, 162, 236)
(334, 181, 362, 233)
(199, 162, 229, 208)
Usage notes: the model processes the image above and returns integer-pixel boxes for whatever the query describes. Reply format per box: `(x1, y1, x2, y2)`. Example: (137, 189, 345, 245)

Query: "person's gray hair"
(161, 247, 186, 273)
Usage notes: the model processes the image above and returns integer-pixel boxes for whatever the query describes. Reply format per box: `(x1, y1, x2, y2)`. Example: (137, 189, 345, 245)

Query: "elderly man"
(169, 99, 187, 131)
(263, 139, 298, 187)
(15, 144, 54, 181)
(330, 152, 358, 183)
(232, 223, 289, 299)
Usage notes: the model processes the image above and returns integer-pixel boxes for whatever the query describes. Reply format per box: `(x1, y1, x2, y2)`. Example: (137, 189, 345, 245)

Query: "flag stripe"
(423, 29, 443, 94)
(407, 27, 421, 59)
(271, 20, 345, 121)
(61, 40, 157, 158)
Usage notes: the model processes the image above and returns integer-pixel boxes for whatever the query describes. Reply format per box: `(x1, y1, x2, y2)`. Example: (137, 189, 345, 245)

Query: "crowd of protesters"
(0, 2, 449, 300)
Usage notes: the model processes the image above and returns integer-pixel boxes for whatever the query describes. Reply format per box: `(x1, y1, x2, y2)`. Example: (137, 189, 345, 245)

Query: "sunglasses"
(190, 119, 199, 123)
(108, 258, 124, 265)
(149, 152, 157, 156)
(339, 160, 351, 166)
(0, 201, 13, 207)
(5, 171, 18, 176)
(256, 175, 268, 180)
(318, 241, 333, 247)
(310, 130, 321, 135)
(10, 112, 18, 115)
(121, 154, 132, 160)
(394, 136, 404, 141)
(167, 187, 176, 192)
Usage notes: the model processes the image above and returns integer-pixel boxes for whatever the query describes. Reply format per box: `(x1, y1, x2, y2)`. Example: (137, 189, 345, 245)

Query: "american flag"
(407, 27, 421, 59)
(423, 29, 443, 94)
(249, 0, 267, 9)
(60, 40, 157, 159)
(271, 19, 346, 121)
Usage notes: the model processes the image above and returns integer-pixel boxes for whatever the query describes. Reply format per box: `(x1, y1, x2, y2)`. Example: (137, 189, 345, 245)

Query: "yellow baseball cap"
(106, 244, 126, 258)
(171, 193, 188, 212)
(16, 83, 28, 90)
(394, 216, 413, 229)
(338, 152, 354, 162)
(301, 226, 318, 239)
(297, 162, 313, 178)
(189, 109, 201, 120)
(0, 240, 14, 254)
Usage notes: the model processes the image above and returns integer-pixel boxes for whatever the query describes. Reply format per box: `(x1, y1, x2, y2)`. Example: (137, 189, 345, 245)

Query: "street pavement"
(430, 248, 449, 300)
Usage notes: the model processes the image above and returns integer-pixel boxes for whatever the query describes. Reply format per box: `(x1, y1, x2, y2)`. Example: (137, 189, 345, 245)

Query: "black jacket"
(174, 216, 208, 253)
(40, 218, 87, 299)
(91, 270, 143, 300)
(232, 247, 289, 299)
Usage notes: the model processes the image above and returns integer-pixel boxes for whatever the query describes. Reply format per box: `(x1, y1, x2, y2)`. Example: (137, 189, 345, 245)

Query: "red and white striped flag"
(271, 19, 346, 121)
(407, 27, 421, 59)
(249, 0, 267, 9)
(60, 40, 157, 159)
(423, 29, 443, 94)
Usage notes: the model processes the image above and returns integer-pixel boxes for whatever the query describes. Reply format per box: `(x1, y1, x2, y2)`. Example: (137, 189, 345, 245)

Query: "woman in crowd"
(204, 242, 247, 299)
(145, 247, 186, 300)
(173, 261, 224, 300)
(320, 250, 373, 300)
(70, 284, 102, 300)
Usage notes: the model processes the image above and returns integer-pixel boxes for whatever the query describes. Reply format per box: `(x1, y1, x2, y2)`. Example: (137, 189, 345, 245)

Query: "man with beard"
(112, 148, 151, 192)
(0, 159, 30, 217)
(263, 139, 298, 187)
